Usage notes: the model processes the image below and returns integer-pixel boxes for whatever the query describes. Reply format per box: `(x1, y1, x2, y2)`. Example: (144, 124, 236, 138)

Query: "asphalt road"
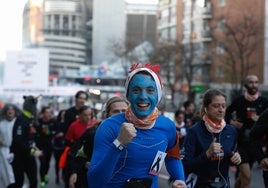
(23, 158, 265, 188)
(158, 162, 265, 188)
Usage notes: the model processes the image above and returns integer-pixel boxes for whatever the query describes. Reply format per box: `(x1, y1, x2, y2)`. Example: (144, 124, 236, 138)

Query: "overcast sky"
(0, 0, 28, 60)
(0, 0, 158, 61)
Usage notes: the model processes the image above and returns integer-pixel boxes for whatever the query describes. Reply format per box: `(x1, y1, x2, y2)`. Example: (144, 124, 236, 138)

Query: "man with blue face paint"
(87, 63, 186, 188)
(128, 73, 158, 119)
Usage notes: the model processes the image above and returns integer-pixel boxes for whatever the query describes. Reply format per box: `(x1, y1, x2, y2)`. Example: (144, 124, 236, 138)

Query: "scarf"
(245, 91, 259, 102)
(125, 107, 158, 129)
(203, 115, 226, 133)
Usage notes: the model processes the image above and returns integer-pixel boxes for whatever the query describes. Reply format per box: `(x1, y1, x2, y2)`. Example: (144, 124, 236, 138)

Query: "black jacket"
(10, 112, 37, 157)
(250, 109, 268, 163)
(225, 95, 268, 142)
(63, 106, 79, 134)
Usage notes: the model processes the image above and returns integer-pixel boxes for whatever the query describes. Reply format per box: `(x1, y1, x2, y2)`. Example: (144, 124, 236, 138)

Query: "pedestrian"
(68, 96, 129, 188)
(0, 103, 21, 188)
(225, 75, 268, 188)
(36, 106, 57, 187)
(87, 62, 186, 188)
(183, 100, 196, 127)
(101, 96, 129, 119)
(250, 109, 268, 188)
(62, 90, 89, 134)
(183, 89, 241, 188)
(52, 109, 66, 185)
(9, 95, 43, 188)
(174, 109, 186, 149)
(62, 105, 95, 188)
(65, 105, 95, 146)
(59, 90, 89, 186)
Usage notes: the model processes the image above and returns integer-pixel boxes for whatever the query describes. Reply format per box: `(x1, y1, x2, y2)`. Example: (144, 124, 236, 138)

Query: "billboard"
(3, 49, 49, 90)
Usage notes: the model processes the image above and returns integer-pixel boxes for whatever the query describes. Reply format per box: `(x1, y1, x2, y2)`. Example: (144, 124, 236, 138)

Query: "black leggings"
(39, 149, 53, 181)
(9, 155, 38, 188)
(263, 170, 268, 188)
(53, 148, 64, 179)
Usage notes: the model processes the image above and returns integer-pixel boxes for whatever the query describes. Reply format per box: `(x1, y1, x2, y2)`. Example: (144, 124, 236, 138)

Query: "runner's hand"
(69, 173, 77, 188)
(117, 122, 137, 146)
(231, 152, 241, 165)
(172, 180, 187, 188)
(260, 158, 268, 171)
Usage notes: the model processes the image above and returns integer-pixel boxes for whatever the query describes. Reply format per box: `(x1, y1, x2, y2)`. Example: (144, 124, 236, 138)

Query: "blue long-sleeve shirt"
(87, 113, 185, 188)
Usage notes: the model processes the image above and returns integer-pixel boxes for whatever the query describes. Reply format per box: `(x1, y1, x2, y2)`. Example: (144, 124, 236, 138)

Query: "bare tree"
(108, 37, 154, 76)
(107, 37, 138, 76)
(177, 0, 199, 102)
(149, 42, 182, 102)
(211, 1, 263, 97)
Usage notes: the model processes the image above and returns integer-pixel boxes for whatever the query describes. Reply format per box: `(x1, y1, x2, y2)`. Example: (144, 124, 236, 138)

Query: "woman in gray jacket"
(0, 103, 21, 188)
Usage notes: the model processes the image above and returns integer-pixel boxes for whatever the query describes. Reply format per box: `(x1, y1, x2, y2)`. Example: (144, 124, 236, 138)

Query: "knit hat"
(124, 62, 163, 104)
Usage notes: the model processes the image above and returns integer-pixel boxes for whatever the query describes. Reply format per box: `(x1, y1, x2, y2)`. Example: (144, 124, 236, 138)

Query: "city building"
(92, 0, 157, 65)
(158, 0, 266, 98)
(157, 0, 177, 43)
(264, 0, 268, 85)
(125, 2, 158, 48)
(92, 0, 126, 65)
(22, 0, 92, 81)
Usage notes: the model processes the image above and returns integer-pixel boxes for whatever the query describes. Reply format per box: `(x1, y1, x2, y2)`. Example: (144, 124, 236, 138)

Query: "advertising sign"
(3, 49, 49, 90)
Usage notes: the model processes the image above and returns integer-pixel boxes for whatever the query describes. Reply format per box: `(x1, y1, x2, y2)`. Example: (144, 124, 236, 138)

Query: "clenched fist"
(117, 123, 137, 146)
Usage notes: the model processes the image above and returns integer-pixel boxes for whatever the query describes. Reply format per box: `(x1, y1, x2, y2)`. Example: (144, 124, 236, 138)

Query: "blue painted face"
(128, 73, 158, 119)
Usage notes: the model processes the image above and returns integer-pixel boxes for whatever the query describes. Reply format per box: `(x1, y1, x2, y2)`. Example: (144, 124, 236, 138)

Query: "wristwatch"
(113, 139, 125, 151)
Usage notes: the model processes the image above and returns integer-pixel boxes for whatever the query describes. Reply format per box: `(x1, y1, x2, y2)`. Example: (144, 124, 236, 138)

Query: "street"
(158, 162, 265, 188)
(23, 158, 265, 188)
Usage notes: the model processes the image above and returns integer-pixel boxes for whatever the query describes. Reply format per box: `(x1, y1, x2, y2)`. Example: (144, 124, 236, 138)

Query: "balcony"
(202, 3, 212, 19)
(201, 30, 212, 39)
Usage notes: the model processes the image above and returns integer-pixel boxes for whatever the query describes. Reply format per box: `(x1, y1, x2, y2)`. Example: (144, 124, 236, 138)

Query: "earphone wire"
(218, 131, 228, 188)
(212, 132, 229, 188)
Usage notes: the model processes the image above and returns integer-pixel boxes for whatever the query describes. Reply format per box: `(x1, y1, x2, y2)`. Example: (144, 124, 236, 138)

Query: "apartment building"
(92, 1, 157, 65)
(22, 0, 92, 79)
(158, 0, 265, 93)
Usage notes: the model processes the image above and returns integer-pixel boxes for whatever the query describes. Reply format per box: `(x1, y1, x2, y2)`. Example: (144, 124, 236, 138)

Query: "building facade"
(22, 0, 92, 81)
(125, 3, 157, 48)
(92, 0, 126, 64)
(92, 1, 157, 65)
(158, 0, 266, 95)
(157, 0, 178, 43)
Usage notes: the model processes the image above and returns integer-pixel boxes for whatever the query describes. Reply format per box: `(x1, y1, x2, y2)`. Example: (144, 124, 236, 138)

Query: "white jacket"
(0, 119, 16, 187)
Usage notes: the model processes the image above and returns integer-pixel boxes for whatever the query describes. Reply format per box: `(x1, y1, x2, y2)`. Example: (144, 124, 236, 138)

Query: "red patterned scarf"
(125, 107, 158, 129)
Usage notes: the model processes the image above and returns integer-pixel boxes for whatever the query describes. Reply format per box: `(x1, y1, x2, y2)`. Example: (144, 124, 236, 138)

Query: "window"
(54, 15, 60, 35)
(203, 20, 210, 31)
(170, 6, 176, 16)
(217, 19, 225, 30)
(216, 42, 225, 54)
(218, 0, 226, 7)
(170, 27, 176, 40)
(63, 16, 69, 36)
(72, 16, 76, 36)
(216, 66, 224, 78)
(170, 15, 176, 25)
(183, 1, 192, 14)
(161, 9, 169, 18)
(171, 0, 177, 5)
(161, 29, 168, 41)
